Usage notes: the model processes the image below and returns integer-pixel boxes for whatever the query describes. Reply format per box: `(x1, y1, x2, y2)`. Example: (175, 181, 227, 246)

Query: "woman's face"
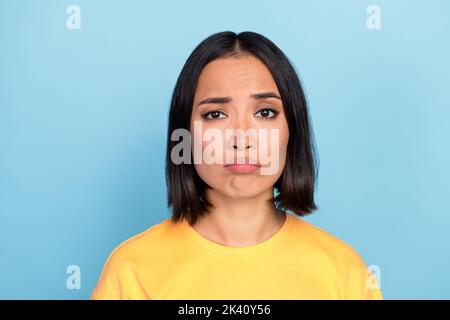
(190, 54, 289, 199)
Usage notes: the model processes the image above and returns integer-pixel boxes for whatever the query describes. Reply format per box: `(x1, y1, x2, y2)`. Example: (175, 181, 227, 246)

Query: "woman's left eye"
(255, 108, 279, 119)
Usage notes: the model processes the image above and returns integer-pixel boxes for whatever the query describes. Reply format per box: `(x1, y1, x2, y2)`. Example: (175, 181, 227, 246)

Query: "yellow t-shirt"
(90, 213, 383, 300)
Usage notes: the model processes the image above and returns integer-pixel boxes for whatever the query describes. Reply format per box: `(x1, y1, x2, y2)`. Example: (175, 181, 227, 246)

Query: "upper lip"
(224, 157, 261, 167)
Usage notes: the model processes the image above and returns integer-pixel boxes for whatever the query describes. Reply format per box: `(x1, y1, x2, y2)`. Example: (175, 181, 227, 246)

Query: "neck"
(192, 187, 286, 247)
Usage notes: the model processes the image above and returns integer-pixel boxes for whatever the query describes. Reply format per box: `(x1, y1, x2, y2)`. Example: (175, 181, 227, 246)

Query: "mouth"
(224, 157, 261, 173)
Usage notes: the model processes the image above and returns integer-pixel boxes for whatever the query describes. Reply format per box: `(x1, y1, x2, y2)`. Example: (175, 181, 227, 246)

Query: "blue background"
(1, 0, 449, 299)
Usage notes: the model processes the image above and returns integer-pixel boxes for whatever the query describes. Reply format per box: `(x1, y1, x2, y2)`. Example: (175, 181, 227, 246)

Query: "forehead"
(195, 55, 279, 97)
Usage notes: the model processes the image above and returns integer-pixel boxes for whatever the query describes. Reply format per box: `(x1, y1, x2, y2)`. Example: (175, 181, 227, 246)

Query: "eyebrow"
(196, 92, 281, 107)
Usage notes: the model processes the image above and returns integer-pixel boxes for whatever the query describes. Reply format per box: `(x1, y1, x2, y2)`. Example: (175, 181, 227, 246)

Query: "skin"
(189, 54, 290, 247)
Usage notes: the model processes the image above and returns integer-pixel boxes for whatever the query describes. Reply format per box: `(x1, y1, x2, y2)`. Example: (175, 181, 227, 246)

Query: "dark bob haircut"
(166, 31, 319, 225)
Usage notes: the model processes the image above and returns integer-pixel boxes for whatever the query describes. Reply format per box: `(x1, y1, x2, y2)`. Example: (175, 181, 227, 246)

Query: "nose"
(233, 143, 252, 150)
(226, 115, 257, 151)
(228, 134, 254, 152)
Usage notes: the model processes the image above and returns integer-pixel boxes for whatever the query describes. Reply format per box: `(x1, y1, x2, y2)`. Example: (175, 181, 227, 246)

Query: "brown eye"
(202, 110, 226, 120)
(255, 108, 279, 119)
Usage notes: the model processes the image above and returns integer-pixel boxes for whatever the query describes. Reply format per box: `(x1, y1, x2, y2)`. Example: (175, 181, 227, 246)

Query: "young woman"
(91, 31, 382, 300)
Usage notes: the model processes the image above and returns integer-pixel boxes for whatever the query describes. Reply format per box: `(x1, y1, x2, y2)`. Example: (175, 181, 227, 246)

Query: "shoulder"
(95, 215, 181, 280)
(294, 218, 382, 300)
(290, 215, 369, 271)
(91, 216, 178, 299)
(102, 216, 177, 265)
(289, 216, 381, 298)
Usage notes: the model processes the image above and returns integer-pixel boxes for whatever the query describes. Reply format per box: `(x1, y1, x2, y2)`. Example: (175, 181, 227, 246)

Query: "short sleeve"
(90, 252, 123, 300)
(364, 267, 383, 300)
(344, 257, 383, 300)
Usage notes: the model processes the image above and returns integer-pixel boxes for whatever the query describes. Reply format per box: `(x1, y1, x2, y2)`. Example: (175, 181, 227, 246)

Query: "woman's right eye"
(201, 110, 226, 120)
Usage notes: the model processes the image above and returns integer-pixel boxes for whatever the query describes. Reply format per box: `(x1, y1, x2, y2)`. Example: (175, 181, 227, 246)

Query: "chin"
(226, 191, 262, 199)
(220, 185, 269, 199)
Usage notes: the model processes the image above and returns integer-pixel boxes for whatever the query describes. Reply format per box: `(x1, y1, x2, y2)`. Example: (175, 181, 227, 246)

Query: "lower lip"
(225, 164, 260, 173)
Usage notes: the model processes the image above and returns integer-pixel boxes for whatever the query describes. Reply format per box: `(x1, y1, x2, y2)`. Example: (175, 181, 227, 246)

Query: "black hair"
(166, 31, 319, 225)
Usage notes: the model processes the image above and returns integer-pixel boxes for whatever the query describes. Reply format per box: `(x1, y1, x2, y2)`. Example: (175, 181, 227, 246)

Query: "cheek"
(190, 128, 226, 166)
(260, 123, 289, 178)
(276, 118, 290, 158)
(280, 129, 289, 158)
(258, 125, 289, 163)
(193, 162, 225, 192)
(278, 129, 289, 172)
(190, 128, 225, 187)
